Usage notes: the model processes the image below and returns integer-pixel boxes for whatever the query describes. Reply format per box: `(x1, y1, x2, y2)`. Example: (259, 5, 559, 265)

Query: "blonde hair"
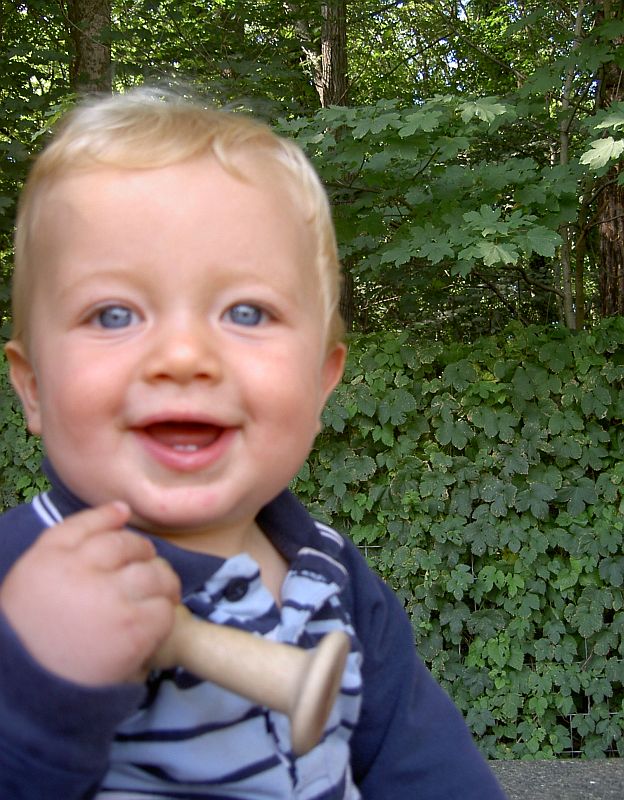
(12, 88, 344, 346)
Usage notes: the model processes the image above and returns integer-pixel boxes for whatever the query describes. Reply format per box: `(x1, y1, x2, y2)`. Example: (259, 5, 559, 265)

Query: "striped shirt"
(31, 490, 364, 799)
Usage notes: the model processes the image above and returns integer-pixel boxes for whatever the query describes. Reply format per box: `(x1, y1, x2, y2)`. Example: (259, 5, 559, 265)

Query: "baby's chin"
(126, 503, 258, 557)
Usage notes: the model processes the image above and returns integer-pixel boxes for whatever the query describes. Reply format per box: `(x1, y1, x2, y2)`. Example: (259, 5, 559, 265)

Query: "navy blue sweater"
(0, 469, 507, 799)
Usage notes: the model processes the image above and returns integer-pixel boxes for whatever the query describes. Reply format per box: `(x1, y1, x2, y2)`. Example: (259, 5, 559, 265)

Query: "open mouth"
(142, 421, 223, 453)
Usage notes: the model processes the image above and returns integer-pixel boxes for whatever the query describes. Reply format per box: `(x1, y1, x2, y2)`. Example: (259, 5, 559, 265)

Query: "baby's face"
(8, 158, 345, 551)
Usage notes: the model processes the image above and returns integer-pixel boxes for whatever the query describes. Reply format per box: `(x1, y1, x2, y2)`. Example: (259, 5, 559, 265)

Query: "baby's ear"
(321, 342, 347, 404)
(4, 341, 42, 435)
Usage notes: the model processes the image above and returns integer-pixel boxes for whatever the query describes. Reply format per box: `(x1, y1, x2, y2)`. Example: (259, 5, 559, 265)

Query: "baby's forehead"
(44, 154, 309, 214)
(31, 160, 317, 271)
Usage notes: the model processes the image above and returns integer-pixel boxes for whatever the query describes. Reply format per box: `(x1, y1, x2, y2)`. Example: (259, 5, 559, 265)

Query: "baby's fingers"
(120, 557, 181, 605)
(114, 559, 182, 678)
(44, 502, 132, 550)
(81, 528, 157, 571)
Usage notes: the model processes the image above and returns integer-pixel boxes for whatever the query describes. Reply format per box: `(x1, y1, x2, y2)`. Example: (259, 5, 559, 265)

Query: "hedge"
(2, 318, 624, 758)
(0, 356, 47, 511)
(293, 318, 624, 759)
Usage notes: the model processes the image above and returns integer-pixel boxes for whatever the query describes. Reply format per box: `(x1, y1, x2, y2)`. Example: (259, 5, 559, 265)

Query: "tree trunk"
(596, 2, 624, 316)
(598, 173, 624, 316)
(319, 0, 348, 107)
(319, 1, 353, 328)
(289, 1, 353, 328)
(67, 0, 111, 94)
(287, 0, 348, 107)
(557, 0, 585, 329)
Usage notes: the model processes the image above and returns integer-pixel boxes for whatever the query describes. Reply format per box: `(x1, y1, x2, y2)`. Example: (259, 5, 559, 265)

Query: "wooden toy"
(152, 605, 350, 755)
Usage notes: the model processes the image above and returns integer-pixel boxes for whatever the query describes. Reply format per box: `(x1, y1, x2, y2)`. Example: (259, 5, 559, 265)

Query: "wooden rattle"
(151, 605, 350, 755)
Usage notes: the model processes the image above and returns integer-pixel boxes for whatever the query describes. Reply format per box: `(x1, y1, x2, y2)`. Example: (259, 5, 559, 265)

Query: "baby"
(0, 89, 506, 799)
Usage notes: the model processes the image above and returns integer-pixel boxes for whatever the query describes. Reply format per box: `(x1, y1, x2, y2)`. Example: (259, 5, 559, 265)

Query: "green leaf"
(470, 408, 519, 442)
(459, 98, 509, 123)
(502, 447, 529, 476)
(516, 592, 541, 618)
(595, 112, 624, 131)
(352, 384, 377, 417)
(475, 240, 519, 266)
(485, 633, 511, 668)
(599, 557, 624, 588)
(344, 455, 377, 483)
(580, 383, 612, 418)
(434, 418, 473, 450)
(580, 137, 624, 170)
(440, 602, 471, 637)
(514, 481, 556, 519)
(467, 609, 509, 639)
(496, 413, 519, 443)
(378, 388, 418, 425)
(525, 226, 562, 257)
(539, 341, 573, 372)
(479, 478, 517, 518)
(446, 564, 475, 601)
(463, 205, 502, 229)
(566, 602, 603, 638)
(380, 238, 413, 267)
(418, 238, 455, 264)
(322, 402, 350, 432)
(470, 407, 498, 437)
(398, 109, 445, 136)
(559, 478, 598, 516)
(442, 359, 477, 390)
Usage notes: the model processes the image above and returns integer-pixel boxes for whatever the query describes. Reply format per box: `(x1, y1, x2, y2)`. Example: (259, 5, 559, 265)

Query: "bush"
(293, 318, 624, 759)
(0, 357, 46, 512)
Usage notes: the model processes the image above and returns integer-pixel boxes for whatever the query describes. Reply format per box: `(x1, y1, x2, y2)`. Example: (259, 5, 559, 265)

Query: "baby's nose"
(144, 321, 222, 384)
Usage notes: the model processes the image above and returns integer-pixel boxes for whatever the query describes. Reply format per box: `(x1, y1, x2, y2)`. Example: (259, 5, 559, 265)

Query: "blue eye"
(95, 305, 137, 329)
(226, 303, 266, 327)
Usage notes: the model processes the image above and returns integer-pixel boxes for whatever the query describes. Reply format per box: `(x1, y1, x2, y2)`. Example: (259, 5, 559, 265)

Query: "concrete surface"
(490, 759, 624, 800)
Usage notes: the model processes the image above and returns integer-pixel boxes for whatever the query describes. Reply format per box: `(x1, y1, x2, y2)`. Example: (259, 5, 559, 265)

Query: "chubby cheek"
(37, 354, 118, 436)
(248, 349, 325, 411)
(261, 375, 326, 450)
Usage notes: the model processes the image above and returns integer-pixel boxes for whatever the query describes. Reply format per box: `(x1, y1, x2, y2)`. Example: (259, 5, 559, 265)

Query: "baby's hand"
(0, 502, 181, 686)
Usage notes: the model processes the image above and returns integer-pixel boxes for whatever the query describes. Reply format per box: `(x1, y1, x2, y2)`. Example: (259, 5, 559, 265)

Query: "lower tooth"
(174, 444, 200, 452)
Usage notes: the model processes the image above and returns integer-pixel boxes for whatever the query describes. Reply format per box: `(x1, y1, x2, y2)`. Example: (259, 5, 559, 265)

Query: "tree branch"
(473, 269, 531, 325)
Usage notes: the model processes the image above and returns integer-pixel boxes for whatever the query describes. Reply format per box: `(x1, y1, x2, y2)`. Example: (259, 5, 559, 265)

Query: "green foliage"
(3, 2, 624, 339)
(0, 359, 46, 512)
(111, 0, 319, 117)
(293, 317, 624, 758)
(0, 1, 74, 330)
(581, 103, 624, 175)
(278, 96, 584, 337)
